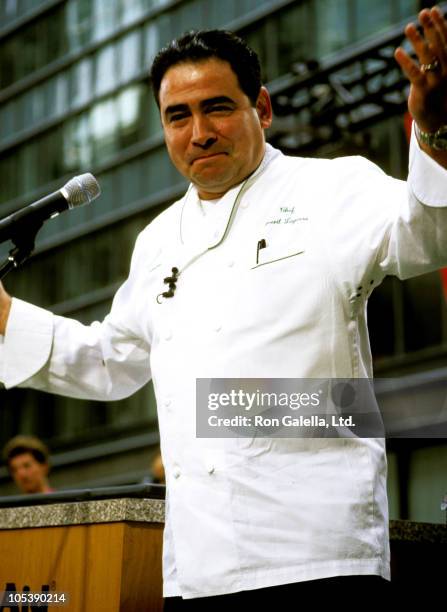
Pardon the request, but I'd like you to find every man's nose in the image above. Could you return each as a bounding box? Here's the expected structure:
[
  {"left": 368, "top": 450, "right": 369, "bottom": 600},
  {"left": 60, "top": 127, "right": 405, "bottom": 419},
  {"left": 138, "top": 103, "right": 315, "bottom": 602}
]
[{"left": 191, "top": 114, "right": 217, "bottom": 148}]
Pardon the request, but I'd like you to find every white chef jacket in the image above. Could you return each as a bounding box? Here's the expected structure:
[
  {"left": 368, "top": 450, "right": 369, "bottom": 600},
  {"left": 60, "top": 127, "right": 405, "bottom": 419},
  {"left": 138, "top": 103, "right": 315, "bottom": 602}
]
[{"left": 1, "top": 127, "right": 447, "bottom": 599}]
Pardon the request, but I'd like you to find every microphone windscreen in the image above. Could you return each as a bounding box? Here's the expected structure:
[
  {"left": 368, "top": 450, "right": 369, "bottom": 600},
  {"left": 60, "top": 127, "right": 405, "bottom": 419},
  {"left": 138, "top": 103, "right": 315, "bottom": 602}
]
[{"left": 63, "top": 173, "right": 101, "bottom": 208}]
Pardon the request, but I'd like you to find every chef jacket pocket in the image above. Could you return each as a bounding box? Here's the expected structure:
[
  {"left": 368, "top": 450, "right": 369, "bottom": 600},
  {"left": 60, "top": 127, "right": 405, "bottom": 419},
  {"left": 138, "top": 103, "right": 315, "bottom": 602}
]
[
  {"left": 250, "top": 224, "right": 307, "bottom": 269},
  {"left": 251, "top": 248, "right": 305, "bottom": 269}
]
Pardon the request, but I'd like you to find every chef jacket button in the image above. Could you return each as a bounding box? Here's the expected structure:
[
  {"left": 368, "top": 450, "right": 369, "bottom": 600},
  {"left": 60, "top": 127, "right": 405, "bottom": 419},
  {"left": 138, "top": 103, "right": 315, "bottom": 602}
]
[
  {"left": 206, "top": 464, "right": 215, "bottom": 475},
  {"left": 227, "top": 260, "right": 234, "bottom": 267},
  {"left": 214, "top": 324, "right": 222, "bottom": 332},
  {"left": 165, "top": 330, "right": 172, "bottom": 341},
  {"left": 164, "top": 399, "right": 171, "bottom": 408},
  {"left": 172, "top": 466, "right": 181, "bottom": 479}
]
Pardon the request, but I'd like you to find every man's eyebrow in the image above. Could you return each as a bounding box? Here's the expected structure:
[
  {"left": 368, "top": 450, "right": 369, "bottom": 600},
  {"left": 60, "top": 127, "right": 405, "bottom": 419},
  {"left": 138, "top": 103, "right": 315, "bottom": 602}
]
[{"left": 200, "top": 96, "right": 236, "bottom": 108}]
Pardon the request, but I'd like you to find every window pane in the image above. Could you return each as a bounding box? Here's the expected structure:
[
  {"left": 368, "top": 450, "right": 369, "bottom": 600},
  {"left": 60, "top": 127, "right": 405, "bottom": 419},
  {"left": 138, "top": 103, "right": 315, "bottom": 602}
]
[
  {"left": 140, "top": 147, "right": 176, "bottom": 194},
  {"left": 146, "top": 89, "right": 162, "bottom": 138},
  {"left": 0, "top": 101, "right": 16, "bottom": 140},
  {"left": 23, "top": 91, "right": 34, "bottom": 132},
  {"left": 398, "top": 0, "right": 418, "bottom": 19},
  {"left": 354, "top": 0, "right": 391, "bottom": 40},
  {"left": 15, "top": 95, "right": 26, "bottom": 133},
  {"left": 91, "top": 98, "right": 118, "bottom": 162},
  {"left": 20, "top": 141, "right": 39, "bottom": 195},
  {"left": 0, "top": 5, "right": 67, "bottom": 87},
  {"left": 38, "top": 128, "right": 64, "bottom": 186},
  {"left": 316, "top": 0, "right": 350, "bottom": 57},
  {"left": 3, "top": 0, "right": 18, "bottom": 21},
  {"left": 120, "top": 0, "right": 146, "bottom": 26},
  {"left": 22, "top": 17, "right": 43, "bottom": 76},
  {"left": 95, "top": 46, "right": 116, "bottom": 96},
  {"left": 93, "top": 170, "right": 115, "bottom": 216},
  {"left": 64, "top": 113, "right": 93, "bottom": 172},
  {"left": 244, "top": 28, "right": 268, "bottom": 81},
  {"left": 55, "top": 72, "right": 69, "bottom": 117},
  {"left": 92, "top": 0, "right": 118, "bottom": 42},
  {"left": 30, "top": 84, "right": 46, "bottom": 124},
  {"left": 145, "top": 22, "right": 160, "bottom": 67},
  {"left": 0, "top": 37, "right": 18, "bottom": 89},
  {"left": 207, "top": 0, "right": 237, "bottom": 27},
  {"left": 118, "top": 30, "right": 141, "bottom": 84},
  {"left": 152, "top": 0, "right": 170, "bottom": 9},
  {"left": 277, "top": 2, "right": 316, "bottom": 75},
  {"left": 67, "top": 0, "right": 93, "bottom": 50},
  {"left": 46, "top": 4, "right": 68, "bottom": 64},
  {"left": 71, "top": 57, "right": 93, "bottom": 108},
  {"left": 178, "top": 0, "right": 204, "bottom": 32},
  {"left": 45, "top": 78, "right": 58, "bottom": 120},
  {"left": 0, "top": 155, "right": 18, "bottom": 204},
  {"left": 117, "top": 84, "right": 143, "bottom": 148},
  {"left": 117, "top": 159, "right": 142, "bottom": 207},
  {"left": 154, "top": 13, "right": 173, "bottom": 50}
]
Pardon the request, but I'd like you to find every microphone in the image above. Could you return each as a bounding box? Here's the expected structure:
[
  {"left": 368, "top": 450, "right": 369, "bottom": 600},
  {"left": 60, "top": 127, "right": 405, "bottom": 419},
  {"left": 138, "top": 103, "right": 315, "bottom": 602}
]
[
  {"left": 0, "top": 173, "right": 101, "bottom": 244},
  {"left": 157, "top": 267, "right": 179, "bottom": 303}
]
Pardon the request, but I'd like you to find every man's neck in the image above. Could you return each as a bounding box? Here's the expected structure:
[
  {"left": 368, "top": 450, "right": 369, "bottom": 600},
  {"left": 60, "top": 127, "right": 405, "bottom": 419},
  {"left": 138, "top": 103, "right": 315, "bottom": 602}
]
[{"left": 197, "top": 145, "right": 267, "bottom": 200}]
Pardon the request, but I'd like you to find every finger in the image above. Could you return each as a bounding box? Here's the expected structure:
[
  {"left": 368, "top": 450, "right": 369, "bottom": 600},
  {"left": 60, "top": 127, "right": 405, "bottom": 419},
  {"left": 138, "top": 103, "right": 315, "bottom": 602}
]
[
  {"left": 394, "top": 47, "right": 426, "bottom": 85},
  {"left": 419, "top": 8, "right": 447, "bottom": 66},
  {"left": 431, "top": 7, "right": 447, "bottom": 46},
  {"left": 405, "top": 22, "right": 433, "bottom": 64}
]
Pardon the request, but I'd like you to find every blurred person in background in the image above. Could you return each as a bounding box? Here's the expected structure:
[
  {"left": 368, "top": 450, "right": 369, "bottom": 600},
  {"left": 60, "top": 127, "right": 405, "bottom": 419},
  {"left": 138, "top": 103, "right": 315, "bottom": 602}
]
[
  {"left": 151, "top": 450, "right": 165, "bottom": 484},
  {"left": 141, "top": 449, "right": 166, "bottom": 485},
  {"left": 3, "top": 434, "right": 54, "bottom": 495},
  {"left": 141, "top": 447, "right": 166, "bottom": 485}
]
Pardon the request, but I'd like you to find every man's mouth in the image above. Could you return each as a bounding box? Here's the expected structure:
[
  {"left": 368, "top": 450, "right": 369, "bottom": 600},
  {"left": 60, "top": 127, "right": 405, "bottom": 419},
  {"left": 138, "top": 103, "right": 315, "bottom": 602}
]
[{"left": 191, "top": 152, "right": 227, "bottom": 164}]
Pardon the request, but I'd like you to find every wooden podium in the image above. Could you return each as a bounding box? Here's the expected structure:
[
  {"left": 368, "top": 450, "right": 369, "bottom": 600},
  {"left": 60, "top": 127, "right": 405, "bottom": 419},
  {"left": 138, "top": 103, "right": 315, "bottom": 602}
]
[
  {"left": 1, "top": 488, "right": 446, "bottom": 609},
  {"left": 0, "top": 493, "right": 164, "bottom": 612}
]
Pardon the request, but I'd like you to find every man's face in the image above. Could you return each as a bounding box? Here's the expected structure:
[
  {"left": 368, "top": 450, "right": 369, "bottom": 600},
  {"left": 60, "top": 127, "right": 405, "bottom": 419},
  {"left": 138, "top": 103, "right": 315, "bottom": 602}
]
[
  {"left": 159, "top": 57, "right": 272, "bottom": 199},
  {"left": 9, "top": 452, "right": 48, "bottom": 494}
]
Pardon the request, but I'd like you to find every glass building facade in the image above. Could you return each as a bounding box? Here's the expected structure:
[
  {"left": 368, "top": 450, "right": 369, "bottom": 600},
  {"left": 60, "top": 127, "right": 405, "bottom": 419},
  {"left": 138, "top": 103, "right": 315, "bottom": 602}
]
[{"left": 0, "top": 0, "right": 446, "bottom": 522}]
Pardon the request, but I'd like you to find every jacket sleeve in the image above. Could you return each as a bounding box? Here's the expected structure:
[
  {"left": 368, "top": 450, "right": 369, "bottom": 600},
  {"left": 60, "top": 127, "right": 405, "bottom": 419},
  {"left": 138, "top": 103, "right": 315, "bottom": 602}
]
[
  {"left": 380, "top": 123, "right": 447, "bottom": 279},
  {"left": 0, "top": 230, "right": 152, "bottom": 400},
  {"left": 323, "top": 124, "right": 447, "bottom": 294}
]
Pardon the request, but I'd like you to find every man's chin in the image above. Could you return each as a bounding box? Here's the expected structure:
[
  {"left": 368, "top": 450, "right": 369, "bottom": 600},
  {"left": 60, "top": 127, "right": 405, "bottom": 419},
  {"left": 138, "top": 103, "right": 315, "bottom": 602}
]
[
  {"left": 191, "top": 171, "right": 235, "bottom": 193},
  {"left": 20, "top": 484, "right": 36, "bottom": 493}
]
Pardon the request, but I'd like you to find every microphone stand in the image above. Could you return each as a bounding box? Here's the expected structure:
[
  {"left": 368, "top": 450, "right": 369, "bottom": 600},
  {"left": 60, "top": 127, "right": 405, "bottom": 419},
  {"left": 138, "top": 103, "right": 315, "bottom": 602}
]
[{"left": 0, "top": 221, "right": 43, "bottom": 281}]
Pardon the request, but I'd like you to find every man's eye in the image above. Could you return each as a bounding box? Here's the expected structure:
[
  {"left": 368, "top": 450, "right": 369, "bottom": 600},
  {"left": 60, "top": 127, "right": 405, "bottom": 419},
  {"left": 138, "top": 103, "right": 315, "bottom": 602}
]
[
  {"left": 170, "top": 113, "right": 189, "bottom": 122},
  {"left": 208, "top": 105, "right": 232, "bottom": 113}
]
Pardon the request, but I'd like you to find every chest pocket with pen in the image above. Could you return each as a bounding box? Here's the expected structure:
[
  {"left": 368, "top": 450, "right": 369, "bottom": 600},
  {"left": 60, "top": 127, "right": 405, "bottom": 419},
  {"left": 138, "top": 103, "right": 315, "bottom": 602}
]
[{"left": 250, "top": 223, "right": 308, "bottom": 270}]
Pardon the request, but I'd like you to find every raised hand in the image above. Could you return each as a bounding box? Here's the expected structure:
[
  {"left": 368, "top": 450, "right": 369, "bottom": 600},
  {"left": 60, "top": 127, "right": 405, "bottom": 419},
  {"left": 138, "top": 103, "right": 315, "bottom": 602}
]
[{"left": 395, "top": 6, "right": 447, "bottom": 153}]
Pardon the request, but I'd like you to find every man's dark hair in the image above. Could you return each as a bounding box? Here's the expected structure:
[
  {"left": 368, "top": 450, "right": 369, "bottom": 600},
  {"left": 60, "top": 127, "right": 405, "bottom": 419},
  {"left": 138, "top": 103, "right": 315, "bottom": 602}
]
[
  {"left": 150, "top": 29, "right": 262, "bottom": 108},
  {"left": 3, "top": 435, "right": 50, "bottom": 468}
]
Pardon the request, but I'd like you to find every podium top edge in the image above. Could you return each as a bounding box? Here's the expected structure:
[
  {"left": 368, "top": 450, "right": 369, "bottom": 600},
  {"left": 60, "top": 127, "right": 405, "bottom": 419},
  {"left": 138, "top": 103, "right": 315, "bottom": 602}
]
[{"left": 0, "top": 483, "right": 166, "bottom": 509}]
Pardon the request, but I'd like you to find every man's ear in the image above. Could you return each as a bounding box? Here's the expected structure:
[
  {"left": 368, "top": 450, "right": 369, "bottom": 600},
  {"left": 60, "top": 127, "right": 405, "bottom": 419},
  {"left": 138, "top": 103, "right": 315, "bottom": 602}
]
[{"left": 255, "top": 86, "right": 273, "bottom": 129}]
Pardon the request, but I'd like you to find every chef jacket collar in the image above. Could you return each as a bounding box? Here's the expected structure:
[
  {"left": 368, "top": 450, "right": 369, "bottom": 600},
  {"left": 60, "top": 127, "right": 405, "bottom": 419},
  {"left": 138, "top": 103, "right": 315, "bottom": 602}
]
[{"left": 179, "top": 143, "right": 282, "bottom": 249}]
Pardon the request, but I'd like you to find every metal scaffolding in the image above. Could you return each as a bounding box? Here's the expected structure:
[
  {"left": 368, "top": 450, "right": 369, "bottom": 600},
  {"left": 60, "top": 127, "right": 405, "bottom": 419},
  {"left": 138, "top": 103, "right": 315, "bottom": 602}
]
[{"left": 267, "top": 18, "right": 424, "bottom": 154}]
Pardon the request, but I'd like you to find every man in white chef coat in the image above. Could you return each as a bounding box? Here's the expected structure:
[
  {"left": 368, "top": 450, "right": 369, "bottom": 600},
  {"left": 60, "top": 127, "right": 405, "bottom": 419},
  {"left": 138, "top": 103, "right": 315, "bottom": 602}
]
[{"left": 1, "top": 7, "right": 447, "bottom": 609}]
